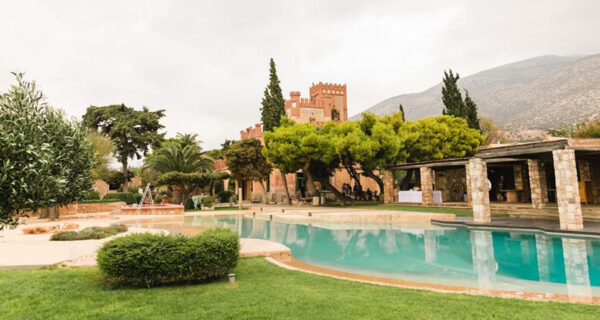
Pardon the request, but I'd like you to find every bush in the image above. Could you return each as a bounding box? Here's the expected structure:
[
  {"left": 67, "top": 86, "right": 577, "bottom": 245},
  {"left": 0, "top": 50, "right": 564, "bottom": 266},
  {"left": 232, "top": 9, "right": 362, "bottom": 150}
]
[
  {"left": 130, "top": 192, "right": 143, "bottom": 205},
  {"left": 81, "top": 199, "right": 123, "bottom": 204},
  {"left": 154, "top": 195, "right": 162, "bottom": 204},
  {"left": 50, "top": 224, "right": 128, "bottom": 241},
  {"left": 85, "top": 191, "right": 100, "bottom": 200},
  {"left": 216, "top": 190, "right": 234, "bottom": 203},
  {"left": 97, "top": 228, "right": 240, "bottom": 287},
  {"left": 104, "top": 192, "right": 136, "bottom": 205},
  {"left": 201, "top": 196, "right": 213, "bottom": 208}
]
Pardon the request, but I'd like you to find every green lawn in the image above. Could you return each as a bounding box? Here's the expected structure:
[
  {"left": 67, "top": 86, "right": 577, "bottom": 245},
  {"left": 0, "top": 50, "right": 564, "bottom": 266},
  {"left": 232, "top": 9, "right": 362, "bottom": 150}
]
[
  {"left": 322, "top": 203, "right": 509, "bottom": 217},
  {"left": 0, "top": 258, "right": 596, "bottom": 319}
]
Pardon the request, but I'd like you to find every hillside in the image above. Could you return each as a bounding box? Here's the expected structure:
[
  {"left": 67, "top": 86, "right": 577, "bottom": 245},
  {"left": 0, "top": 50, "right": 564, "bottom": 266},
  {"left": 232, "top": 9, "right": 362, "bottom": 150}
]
[{"left": 355, "top": 54, "right": 600, "bottom": 130}]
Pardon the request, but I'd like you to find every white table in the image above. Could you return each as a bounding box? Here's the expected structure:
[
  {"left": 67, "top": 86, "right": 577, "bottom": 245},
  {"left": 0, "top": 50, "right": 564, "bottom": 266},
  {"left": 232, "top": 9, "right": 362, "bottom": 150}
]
[{"left": 398, "top": 190, "right": 443, "bottom": 203}]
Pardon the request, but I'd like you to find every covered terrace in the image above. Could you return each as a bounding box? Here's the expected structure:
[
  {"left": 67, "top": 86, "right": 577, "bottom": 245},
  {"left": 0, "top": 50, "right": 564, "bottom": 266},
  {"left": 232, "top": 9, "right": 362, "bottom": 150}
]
[{"left": 382, "top": 139, "right": 600, "bottom": 231}]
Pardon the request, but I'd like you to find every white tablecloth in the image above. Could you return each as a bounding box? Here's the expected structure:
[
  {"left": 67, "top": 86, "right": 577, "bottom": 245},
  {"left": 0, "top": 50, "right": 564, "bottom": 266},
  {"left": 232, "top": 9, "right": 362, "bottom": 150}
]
[{"left": 398, "top": 190, "right": 442, "bottom": 203}]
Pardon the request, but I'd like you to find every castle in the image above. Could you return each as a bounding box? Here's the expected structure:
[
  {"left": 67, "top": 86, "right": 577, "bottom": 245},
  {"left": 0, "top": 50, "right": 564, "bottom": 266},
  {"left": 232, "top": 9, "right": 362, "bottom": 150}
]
[{"left": 241, "top": 82, "right": 347, "bottom": 139}]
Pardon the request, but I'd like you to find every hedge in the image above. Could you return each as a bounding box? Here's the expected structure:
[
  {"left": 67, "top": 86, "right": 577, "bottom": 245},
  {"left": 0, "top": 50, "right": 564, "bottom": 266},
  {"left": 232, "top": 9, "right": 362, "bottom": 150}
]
[
  {"left": 81, "top": 199, "right": 123, "bottom": 204},
  {"left": 103, "top": 192, "right": 142, "bottom": 205},
  {"left": 84, "top": 191, "right": 100, "bottom": 200},
  {"left": 97, "top": 228, "right": 240, "bottom": 287},
  {"left": 51, "top": 224, "right": 128, "bottom": 241}
]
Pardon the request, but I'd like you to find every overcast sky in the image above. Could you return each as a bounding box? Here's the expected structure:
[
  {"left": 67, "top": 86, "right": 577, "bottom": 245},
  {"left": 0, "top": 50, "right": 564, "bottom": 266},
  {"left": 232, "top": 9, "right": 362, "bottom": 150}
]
[{"left": 1, "top": 0, "right": 599, "bottom": 150}]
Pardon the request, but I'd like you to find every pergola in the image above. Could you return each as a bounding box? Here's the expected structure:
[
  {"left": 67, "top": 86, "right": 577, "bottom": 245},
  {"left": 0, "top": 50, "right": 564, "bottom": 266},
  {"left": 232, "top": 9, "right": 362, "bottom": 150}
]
[{"left": 383, "top": 139, "right": 600, "bottom": 231}]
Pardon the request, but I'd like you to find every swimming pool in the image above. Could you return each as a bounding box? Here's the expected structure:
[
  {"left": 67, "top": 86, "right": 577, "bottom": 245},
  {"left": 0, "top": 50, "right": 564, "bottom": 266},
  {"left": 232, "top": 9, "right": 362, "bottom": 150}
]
[{"left": 143, "top": 215, "right": 600, "bottom": 299}]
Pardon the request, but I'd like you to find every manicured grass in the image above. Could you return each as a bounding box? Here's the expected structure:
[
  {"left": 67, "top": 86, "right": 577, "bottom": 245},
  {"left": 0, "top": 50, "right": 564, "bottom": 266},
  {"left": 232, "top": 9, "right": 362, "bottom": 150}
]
[
  {"left": 322, "top": 203, "right": 509, "bottom": 217},
  {"left": 0, "top": 258, "right": 597, "bottom": 319}
]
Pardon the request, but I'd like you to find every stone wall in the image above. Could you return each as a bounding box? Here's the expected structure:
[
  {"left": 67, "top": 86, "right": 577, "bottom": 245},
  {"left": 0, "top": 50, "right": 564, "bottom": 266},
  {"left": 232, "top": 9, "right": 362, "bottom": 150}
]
[
  {"left": 58, "top": 201, "right": 126, "bottom": 215},
  {"left": 383, "top": 170, "right": 394, "bottom": 204},
  {"left": 434, "top": 167, "right": 467, "bottom": 202},
  {"left": 591, "top": 161, "right": 600, "bottom": 204}
]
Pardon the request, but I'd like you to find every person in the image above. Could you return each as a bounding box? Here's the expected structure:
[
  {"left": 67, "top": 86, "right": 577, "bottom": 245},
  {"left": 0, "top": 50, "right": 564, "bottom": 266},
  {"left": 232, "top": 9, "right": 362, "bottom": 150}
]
[
  {"left": 366, "top": 188, "right": 373, "bottom": 201},
  {"left": 497, "top": 175, "right": 506, "bottom": 201},
  {"left": 372, "top": 190, "right": 379, "bottom": 201}
]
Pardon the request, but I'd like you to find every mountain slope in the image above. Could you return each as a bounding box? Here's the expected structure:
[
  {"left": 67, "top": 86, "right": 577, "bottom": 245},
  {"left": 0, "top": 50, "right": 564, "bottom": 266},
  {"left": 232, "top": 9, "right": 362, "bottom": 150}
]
[{"left": 355, "top": 54, "right": 600, "bottom": 130}]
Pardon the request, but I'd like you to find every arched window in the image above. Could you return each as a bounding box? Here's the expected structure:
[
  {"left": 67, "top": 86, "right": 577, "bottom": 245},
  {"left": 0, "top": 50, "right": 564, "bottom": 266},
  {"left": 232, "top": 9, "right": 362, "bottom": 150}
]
[{"left": 331, "top": 109, "right": 339, "bottom": 121}]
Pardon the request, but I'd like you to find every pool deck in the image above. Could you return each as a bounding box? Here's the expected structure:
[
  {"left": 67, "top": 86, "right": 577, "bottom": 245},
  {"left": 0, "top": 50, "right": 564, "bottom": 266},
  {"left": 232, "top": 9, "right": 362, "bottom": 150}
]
[
  {"left": 0, "top": 213, "right": 290, "bottom": 269},
  {"left": 432, "top": 217, "right": 600, "bottom": 236}
]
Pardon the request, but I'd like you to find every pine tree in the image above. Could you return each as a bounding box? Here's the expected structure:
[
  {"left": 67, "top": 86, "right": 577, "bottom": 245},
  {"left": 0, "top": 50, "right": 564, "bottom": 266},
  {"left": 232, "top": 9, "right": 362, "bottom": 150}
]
[
  {"left": 260, "top": 58, "right": 286, "bottom": 132},
  {"left": 441, "top": 70, "right": 466, "bottom": 118},
  {"left": 464, "top": 90, "right": 481, "bottom": 131},
  {"left": 398, "top": 103, "right": 406, "bottom": 121}
]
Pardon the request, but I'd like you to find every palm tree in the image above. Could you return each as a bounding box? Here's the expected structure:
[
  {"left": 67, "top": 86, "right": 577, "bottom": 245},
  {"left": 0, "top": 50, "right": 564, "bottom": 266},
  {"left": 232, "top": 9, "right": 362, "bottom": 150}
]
[{"left": 145, "top": 133, "right": 214, "bottom": 204}]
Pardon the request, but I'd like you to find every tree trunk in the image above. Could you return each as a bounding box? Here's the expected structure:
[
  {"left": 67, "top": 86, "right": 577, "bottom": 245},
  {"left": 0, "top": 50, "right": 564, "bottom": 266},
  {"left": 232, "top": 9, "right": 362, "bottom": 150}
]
[
  {"left": 281, "top": 171, "right": 291, "bottom": 204},
  {"left": 121, "top": 160, "right": 129, "bottom": 193},
  {"left": 172, "top": 185, "right": 183, "bottom": 204},
  {"left": 48, "top": 206, "right": 59, "bottom": 220},
  {"left": 362, "top": 170, "right": 384, "bottom": 197},
  {"left": 400, "top": 169, "right": 413, "bottom": 190},
  {"left": 258, "top": 180, "right": 268, "bottom": 204},
  {"left": 302, "top": 163, "right": 318, "bottom": 196}
]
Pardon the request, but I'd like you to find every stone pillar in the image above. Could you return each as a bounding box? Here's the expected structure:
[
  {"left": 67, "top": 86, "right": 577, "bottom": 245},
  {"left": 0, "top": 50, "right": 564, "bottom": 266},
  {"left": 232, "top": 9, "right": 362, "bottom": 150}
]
[
  {"left": 591, "top": 162, "right": 600, "bottom": 204},
  {"left": 420, "top": 167, "right": 433, "bottom": 205},
  {"left": 383, "top": 169, "right": 395, "bottom": 204},
  {"left": 562, "top": 238, "right": 592, "bottom": 302},
  {"left": 553, "top": 149, "right": 583, "bottom": 230},
  {"left": 465, "top": 164, "right": 472, "bottom": 204},
  {"left": 527, "top": 159, "right": 548, "bottom": 209},
  {"left": 470, "top": 230, "right": 496, "bottom": 289},
  {"left": 514, "top": 164, "right": 524, "bottom": 191},
  {"left": 468, "top": 158, "right": 491, "bottom": 223}
]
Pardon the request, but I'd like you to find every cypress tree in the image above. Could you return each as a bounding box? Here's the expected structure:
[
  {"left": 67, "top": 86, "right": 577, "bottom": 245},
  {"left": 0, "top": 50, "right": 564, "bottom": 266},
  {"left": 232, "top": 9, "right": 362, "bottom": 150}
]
[
  {"left": 260, "top": 58, "right": 286, "bottom": 132},
  {"left": 398, "top": 103, "right": 406, "bottom": 121},
  {"left": 441, "top": 70, "right": 466, "bottom": 118},
  {"left": 464, "top": 90, "right": 481, "bottom": 131}
]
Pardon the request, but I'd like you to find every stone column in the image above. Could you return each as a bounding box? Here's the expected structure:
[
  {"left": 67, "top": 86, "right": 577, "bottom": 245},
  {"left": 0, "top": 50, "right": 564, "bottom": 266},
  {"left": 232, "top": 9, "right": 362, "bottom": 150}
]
[
  {"left": 468, "top": 158, "right": 491, "bottom": 223},
  {"left": 514, "top": 164, "right": 524, "bottom": 191},
  {"left": 382, "top": 169, "right": 395, "bottom": 204},
  {"left": 465, "top": 164, "right": 472, "bottom": 204},
  {"left": 223, "top": 178, "right": 230, "bottom": 191},
  {"left": 591, "top": 162, "right": 600, "bottom": 204},
  {"left": 420, "top": 167, "right": 433, "bottom": 205},
  {"left": 562, "top": 238, "right": 592, "bottom": 302},
  {"left": 527, "top": 159, "right": 548, "bottom": 209},
  {"left": 553, "top": 149, "right": 583, "bottom": 230}
]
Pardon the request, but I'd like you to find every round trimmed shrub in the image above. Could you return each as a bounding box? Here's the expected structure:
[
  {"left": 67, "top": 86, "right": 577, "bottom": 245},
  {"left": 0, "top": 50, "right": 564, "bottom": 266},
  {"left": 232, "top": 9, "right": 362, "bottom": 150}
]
[
  {"left": 217, "top": 190, "right": 234, "bottom": 203},
  {"left": 97, "top": 228, "right": 240, "bottom": 287},
  {"left": 201, "top": 196, "right": 213, "bottom": 208}
]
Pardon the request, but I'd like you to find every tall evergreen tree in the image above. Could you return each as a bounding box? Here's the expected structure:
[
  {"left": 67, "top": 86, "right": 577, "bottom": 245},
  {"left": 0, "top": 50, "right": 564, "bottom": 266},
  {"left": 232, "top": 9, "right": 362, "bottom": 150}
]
[
  {"left": 441, "top": 70, "right": 466, "bottom": 118},
  {"left": 398, "top": 103, "right": 406, "bottom": 121},
  {"left": 464, "top": 90, "right": 481, "bottom": 131},
  {"left": 260, "top": 58, "right": 285, "bottom": 132}
]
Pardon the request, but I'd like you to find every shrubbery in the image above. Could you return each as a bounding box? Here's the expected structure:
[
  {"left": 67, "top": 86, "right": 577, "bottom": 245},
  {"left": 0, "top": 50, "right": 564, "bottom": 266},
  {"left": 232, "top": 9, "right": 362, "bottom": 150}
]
[
  {"left": 103, "top": 192, "right": 137, "bottom": 205},
  {"left": 80, "top": 199, "right": 123, "bottom": 204},
  {"left": 97, "top": 228, "right": 240, "bottom": 287},
  {"left": 84, "top": 191, "right": 100, "bottom": 200},
  {"left": 201, "top": 196, "right": 214, "bottom": 208},
  {"left": 217, "top": 190, "right": 234, "bottom": 203},
  {"left": 50, "top": 224, "right": 128, "bottom": 241}
]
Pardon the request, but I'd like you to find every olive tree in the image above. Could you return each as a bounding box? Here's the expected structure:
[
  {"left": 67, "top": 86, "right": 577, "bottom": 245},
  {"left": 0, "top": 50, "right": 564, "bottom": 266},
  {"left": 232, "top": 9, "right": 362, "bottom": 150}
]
[{"left": 0, "top": 73, "right": 94, "bottom": 227}]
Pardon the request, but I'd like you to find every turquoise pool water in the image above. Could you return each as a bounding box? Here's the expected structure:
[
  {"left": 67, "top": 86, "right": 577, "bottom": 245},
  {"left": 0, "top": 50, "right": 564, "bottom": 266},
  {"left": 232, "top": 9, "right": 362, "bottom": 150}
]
[{"left": 154, "top": 215, "right": 600, "bottom": 297}]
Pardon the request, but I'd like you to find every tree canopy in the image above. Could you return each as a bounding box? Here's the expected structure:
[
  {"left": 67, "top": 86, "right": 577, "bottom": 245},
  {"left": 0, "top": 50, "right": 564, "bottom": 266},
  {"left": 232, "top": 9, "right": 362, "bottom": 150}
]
[
  {"left": 225, "top": 139, "right": 272, "bottom": 203},
  {"left": 1, "top": 73, "right": 94, "bottom": 228},
  {"left": 441, "top": 70, "right": 481, "bottom": 131},
  {"left": 82, "top": 104, "right": 165, "bottom": 192},
  {"left": 260, "top": 58, "right": 286, "bottom": 132}
]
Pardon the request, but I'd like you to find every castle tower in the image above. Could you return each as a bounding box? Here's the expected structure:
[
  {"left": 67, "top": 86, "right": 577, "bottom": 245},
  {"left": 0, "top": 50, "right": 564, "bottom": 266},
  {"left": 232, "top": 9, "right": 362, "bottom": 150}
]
[{"left": 283, "top": 82, "right": 347, "bottom": 124}]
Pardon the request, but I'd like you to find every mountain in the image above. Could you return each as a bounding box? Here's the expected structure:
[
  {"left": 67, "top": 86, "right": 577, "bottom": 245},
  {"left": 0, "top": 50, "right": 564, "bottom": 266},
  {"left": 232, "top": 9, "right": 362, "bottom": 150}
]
[{"left": 354, "top": 54, "right": 600, "bottom": 130}]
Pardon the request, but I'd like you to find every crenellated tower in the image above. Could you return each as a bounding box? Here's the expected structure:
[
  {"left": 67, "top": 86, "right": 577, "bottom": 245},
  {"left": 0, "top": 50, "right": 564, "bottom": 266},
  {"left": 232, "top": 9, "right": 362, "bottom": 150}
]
[{"left": 284, "top": 82, "right": 347, "bottom": 124}]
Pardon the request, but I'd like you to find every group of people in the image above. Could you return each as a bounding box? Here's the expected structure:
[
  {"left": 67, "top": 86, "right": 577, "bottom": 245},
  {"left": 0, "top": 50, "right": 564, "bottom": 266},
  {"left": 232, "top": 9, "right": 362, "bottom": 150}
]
[{"left": 341, "top": 183, "right": 378, "bottom": 201}]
